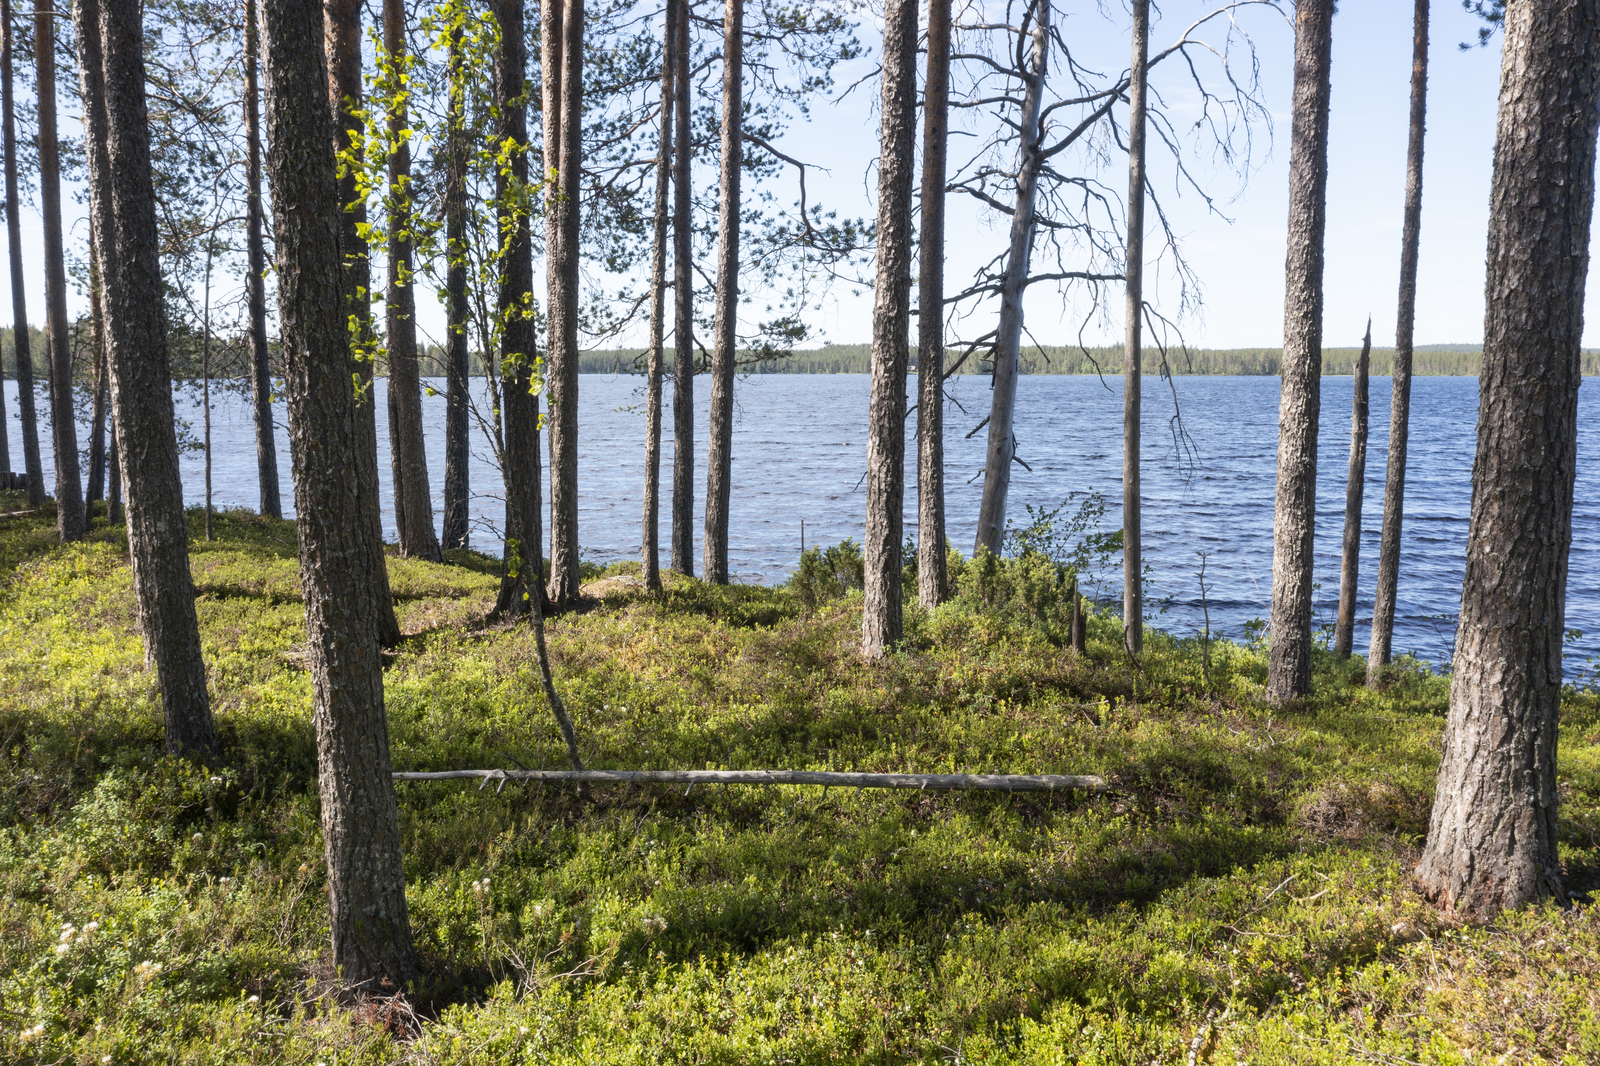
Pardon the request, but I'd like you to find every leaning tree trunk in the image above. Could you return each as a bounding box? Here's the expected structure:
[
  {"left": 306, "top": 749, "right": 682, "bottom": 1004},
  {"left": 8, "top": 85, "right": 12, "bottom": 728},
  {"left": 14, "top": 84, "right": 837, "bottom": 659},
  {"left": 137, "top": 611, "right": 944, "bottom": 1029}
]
[
  {"left": 1368, "top": 0, "right": 1429, "bottom": 684},
  {"left": 77, "top": 0, "right": 216, "bottom": 754},
  {"left": 244, "top": 0, "right": 281, "bottom": 520},
  {"left": 642, "top": 0, "right": 676, "bottom": 592},
  {"left": 1415, "top": 0, "right": 1599, "bottom": 920},
  {"left": 861, "top": 0, "right": 917, "bottom": 657},
  {"left": 915, "top": 0, "right": 951, "bottom": 610},
  {"left": 1266, "top": 0, "right": 1334, "bottom": 703},
  {"left": 544, "top": 0, "right": 584, "bottom": 607},
  {"left": 973, "top": 0, "right": 1049, "bottom": 556},
  {"left": 382, "top": 0, "right": 440, "bottom": 563},
  {"left": 260, "top": 0, "right": 418, "bottom": 986},
  {"left": 2, "top": 0, "right": 40, "bottom": 506},
  {"left": 669, "top": 0, "right": 695, "bottom": 575},
  {"left": 85, "top": 245, "right": 107, "bottom": 506},
  {"left": 36, "top": 0, "right": 85, "bottom": 542},
  {"left": 1122, "top": 0, "right": 1149, "bottom": 656},
  {"left": 441, "top": 24, "right": 470, "bottom": 551},
  {"left": 325, "top": 0, "right": 401, "bottom": 647},
  {"left": 702, "top": 0, "right": 743, "bottom": 585},
  {"left": 1333, "top": 317, "right": 1371, "bottom": 659}
]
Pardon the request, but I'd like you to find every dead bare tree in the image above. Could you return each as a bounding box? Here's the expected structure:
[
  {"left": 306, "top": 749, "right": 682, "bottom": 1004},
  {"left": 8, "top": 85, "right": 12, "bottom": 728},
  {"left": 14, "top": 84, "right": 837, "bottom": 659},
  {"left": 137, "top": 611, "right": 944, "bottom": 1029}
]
[{"left": 1334, "top": 317, "right": 1371, "bottom": 659}]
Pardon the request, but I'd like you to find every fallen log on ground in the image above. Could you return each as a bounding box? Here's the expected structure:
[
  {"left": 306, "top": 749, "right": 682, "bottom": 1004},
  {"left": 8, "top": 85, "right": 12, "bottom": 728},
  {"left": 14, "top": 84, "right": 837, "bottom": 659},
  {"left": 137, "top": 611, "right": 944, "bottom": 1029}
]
[{"left": 393, "top": 768, "right": 1106, "bottom": 792}]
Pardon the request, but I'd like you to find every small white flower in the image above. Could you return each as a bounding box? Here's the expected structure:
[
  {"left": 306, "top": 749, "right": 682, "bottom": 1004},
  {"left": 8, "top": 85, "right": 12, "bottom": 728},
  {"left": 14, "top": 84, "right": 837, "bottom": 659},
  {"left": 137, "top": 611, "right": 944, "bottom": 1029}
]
[
  {"left": 54, "top": 943, "right": 70, "bottom": 955},
  {"left": 103, "top": 1056, "right": 112, "bottom": 1064},
  {"left": 191, "top": 833, "right": 203, "bottom": 844},
  {"left": 247, "top": 995, "right": 260, "bottom": 1005},
  {"left": 519, "top": 1026, "right": 529, "bottom": 1036},
  {"left": 83, "top": 921, "right": 99, "bottom": 934},
  {"left": 209, "top": 776, "right": 222, "bottom": 785}
]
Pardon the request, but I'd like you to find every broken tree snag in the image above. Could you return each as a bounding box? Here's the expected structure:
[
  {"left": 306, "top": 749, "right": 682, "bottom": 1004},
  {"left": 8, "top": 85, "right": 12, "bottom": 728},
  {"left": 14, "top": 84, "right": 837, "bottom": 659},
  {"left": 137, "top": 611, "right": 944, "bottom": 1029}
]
[{"left": 394, "top": 768, "right": 1106, "bottom": 792}]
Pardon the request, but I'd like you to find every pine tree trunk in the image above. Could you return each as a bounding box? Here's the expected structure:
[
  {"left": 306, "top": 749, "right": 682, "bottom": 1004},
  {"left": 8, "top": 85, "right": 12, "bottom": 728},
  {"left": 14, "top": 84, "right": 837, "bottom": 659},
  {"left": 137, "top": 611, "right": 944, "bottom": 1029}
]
[
  {"left": 106, "top": 427, "right": 120, "bottom": 522},
  {"left": 1122, "top": 0, "right": 1149, "bottom": 657},
  {"left": 702, "top": 0, "right": 742, "bottom": 585},
  {"left": 861, "top": 0, "right": 917, "bottom": 657},
  {"left": 1266, "top": 0, "right": 1334, "bottom": 703},
  {"left": 642, "top": 0, "right": 676, "bottom": 592},
  {"left": 441, "top": 25, "right": 470, "bottom": 552},
  {"left": 1334, "top": 318, "right": 1371, "bottom": 659},
  {"left": 382, "top": 0, "right": 440, "bottom": 563},
  {"left": 259, "top": 0, "right": 417, "bottom": 985},
  {"left": 915, "top": 0, "right": 951, "bottom": 611},
  {"left": 669, "top": 0, "right": 695, "bottom": 575},
  {"left": 1368, "top": 0, "right": 1429, "bottom": 684},
  {"left": 85, "top": 245, "right": 107, "bottom": 505},
  {"left": 544, "top": 0, "right": 584, "bottom": 607},
  {"left": 77, "top": 0, "right": 216, "bottom": 754},
  {"left": 244, "top": 0, "right": 281, "bottom": 521},
  {"left": 973, "top": 0, "right": 1049, "bottom": 557},
  {"left": 36, "top": 0, "right": 85, "bottom": 542},
  {"left": 325, "top": 0, "right": 401, "bottom": 647},
  {"left": 2, "top": 0, "right": 40, "bottom": 506},
  {"left": 1415, "top": 0, "right": 1599, "bottom": 920}
]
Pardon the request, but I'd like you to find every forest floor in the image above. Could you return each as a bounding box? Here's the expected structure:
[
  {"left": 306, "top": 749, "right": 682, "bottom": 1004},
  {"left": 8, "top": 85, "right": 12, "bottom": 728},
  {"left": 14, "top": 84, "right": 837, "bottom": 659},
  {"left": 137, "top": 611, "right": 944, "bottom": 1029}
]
[{"left": 1, "top": 488, "right": 1599, "bottom": 1064}]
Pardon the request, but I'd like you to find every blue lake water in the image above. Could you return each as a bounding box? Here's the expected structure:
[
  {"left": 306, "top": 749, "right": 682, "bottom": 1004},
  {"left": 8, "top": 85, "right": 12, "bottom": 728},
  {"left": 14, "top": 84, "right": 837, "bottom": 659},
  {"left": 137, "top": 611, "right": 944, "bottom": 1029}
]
[{"left": 5, "top": 372, "right": 1596, "bottom": 675}]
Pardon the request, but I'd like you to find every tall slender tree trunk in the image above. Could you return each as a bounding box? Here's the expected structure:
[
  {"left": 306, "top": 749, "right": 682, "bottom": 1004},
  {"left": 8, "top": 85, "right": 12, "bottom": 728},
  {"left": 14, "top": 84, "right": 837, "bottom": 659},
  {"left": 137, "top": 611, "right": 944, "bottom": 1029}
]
[
  {"left": 1416, "top": 0, "right": 1599, "bottom": 919},
  {"left": 915, "top": 0, "right": 951, "bottom": 610},
  {"left": 669, "top": 0, "right": 695, "bottom": 575},
  {"left": 1122, "top": 0, "right": 1149, "bottom": 656},
  {"left": 202, "top": 248, "right": 214, "bottom": 541},
  {"left": 2, "top": 0, "right": 40, "bottom": 506},
  {"left": 325, "top": 0, "right": 401, "bottom": 647},
  {"left": 973, "top": 0, "right": 1049, "bottom": 556},
  {"left": 642, "top": 0, "right": 676, "bottom": 592},
  {"left": 77, "top": 0, "right": 215, "bottom": 754},
  {"left": 85, "top": 245, "right": 107, "bottom": 505},
  {"left": 1266, "top": 0, "right": 1334, "bottom": 703},
  {"left": 36, "top": 0, "right": 84, "bottom": 541},
  {"left": 106, "top": 426, "right": 120, "bottom": 522},
  {"left": 702, "top": 0, "right": 742, "bottom": 585},
  {"left": 441, "top": 25, "right": 470, "bottom": 552},
  {"left": 1368, "top": 0, "right": 1429, "bottom": 684},
  {"left": 382, "top": 0, "right": 440, "bottom": 562},
  {"left": 1333, "top": 317, "right": 1371, "bottom": 659},
  {"left": 244, "top": 0, "right": 281, "bottom": 520},
  {"left": 543, "top": 0, "right": 584, "bottom": 607},
  {"left": 259, "top": 0, "right": 417, "bottom": 985},
  {"left": 861, "top": 0, "right": 917, "bottom": 656}
]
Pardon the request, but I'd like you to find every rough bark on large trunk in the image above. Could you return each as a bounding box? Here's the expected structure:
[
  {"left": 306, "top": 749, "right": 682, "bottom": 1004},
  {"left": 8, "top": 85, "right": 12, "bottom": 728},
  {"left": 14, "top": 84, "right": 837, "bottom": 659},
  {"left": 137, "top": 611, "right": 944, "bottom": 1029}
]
[
  {"left": 37, "top": 0, "right": 85, "bottom": 542},
  {"left": 1333, "top": 318, "right": 1371, "bottom": 659},
  {"left": 544, "top": 0, "right": 584, "bottom": 607},
  {"left": 245, "top": 0, "right": 281, "bottom": 520},
  {"left": 702, "top": 0, "right": 742, "bottom": 585},
  {"left": 973, "top": 0, "right": 1049, "bottom": 556},
  {"left": 915, "top": 0, "right": 951, "bottom": 611},
  {"left": 642, "top": 0, "right": 675, "bottom": 592},
  {"left": 2, "top": 0, "right": 40, "bottom": 506},
  {"left": 1368, "top": 0, "right": 1429, "bottom": 684},
  {"left": 325, "top": 0, "right": 401, "bottom": 648},
  {"left": 260, "top": 0, "right": 417, "bottom": 986},
  {"left": 1122, "top": 0, "right": 1148, "bottom": 656},
  {"left": 861, "top": 0, "right": 917, "bottom": 656},
  {"left": 1266, "top": 0, "right": 1333, "bottom": 703},
  {"left": 441, "top": 25, "right": 470, "bottom": 552},
  {"left": 78, "top": 0, "right": 215, "bottom": 754},
  {"left": 1415, "top": 0, "right": 1598, "bottom": 920},
  {"left": 669, "top": 0, "right": 695, "bottom": 575}
]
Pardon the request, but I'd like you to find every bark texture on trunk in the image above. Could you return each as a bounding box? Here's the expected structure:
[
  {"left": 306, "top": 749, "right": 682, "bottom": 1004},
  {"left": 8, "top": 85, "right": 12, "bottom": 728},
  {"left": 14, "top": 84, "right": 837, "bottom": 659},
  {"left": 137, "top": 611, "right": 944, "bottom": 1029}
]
[
  {"left": 1415, "top": 0, "right": 1599, "bottom": 920},
  {"left": 382, "top": 0, "right": 440, "bottom": 562},
  {"left": 325, "top": 0, "right": 401, "bottom": 647},
  {"left": 702, "top": 0, "right": 742, "bottom": 585},
  {"left": 441, "top": 26, "right": 470, "bottom": 552},
  {"left": 861, "top": 0, "right": 917, "bottom": 656},
  {"left": 86, "top": 246, "right": 107, "bottom": 505},
  {"left": 107, "top": 427, "right": 120, "bottom": 522},
  {"left": 261, "top": 0, "right": 417, "bottom": 986},
  {"left": 1122, "top": 0, "right": 1148, "bottom": 657},
  {"left": 37, "top": 0, "right": 85, "bottom": 541},
  {"left": 79, "top": 0, "right": 215, "bottom": 754},
  {"left": 544, "top": 0, "right": 584, "bottom": 607},
  {"left": 669, "top": 0, "right": 695, "bottom": 575},
  {"left": 2, "top": 0, "right": 40, "bottom": 505},
  {"left": 973, "top": 0, "right": 1049, "bottom": 556},
  {"left": 915, "top": 0, "right": 951, "bottom": 611},
  {"left": 642, "top": 0, "right": 676, "bottom": 592},
  {"left": 1368, "top": 0, "right": 1430, "bottom": 683},
  {"left": 1266, "top": 0, "right": 1333, "bottom": 703},
  {"left": 1333, "top": 318, "right": 1371, "bottom": 659},
  {"left": 245, "top": 0, "right": 281, "bottom": 520}
]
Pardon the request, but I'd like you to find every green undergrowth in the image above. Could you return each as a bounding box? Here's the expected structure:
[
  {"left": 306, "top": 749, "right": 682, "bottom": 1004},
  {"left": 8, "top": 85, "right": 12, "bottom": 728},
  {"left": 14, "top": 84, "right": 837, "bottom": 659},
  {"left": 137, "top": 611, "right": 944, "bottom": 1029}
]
[{"left": 2, "top": 492, "right": 1599, "bottom": 1063}]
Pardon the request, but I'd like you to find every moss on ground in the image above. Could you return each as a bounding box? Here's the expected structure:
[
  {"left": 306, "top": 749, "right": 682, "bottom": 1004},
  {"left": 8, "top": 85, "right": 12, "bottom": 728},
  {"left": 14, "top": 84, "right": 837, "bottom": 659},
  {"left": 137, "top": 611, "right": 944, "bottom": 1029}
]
[{"left": 1, "top": 488, "right": 1598, "bottom": 1064}]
